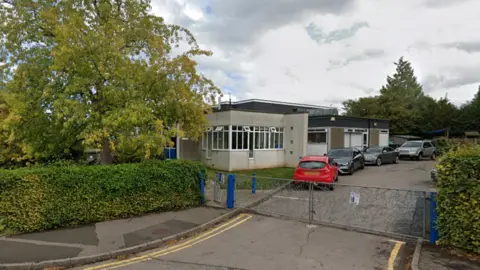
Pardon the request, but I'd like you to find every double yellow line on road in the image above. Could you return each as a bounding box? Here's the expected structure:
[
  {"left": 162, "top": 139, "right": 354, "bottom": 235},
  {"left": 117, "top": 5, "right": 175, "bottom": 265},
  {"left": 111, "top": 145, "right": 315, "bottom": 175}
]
[{"left": 84, "top": 214, "right": 253, "bottom": 270}]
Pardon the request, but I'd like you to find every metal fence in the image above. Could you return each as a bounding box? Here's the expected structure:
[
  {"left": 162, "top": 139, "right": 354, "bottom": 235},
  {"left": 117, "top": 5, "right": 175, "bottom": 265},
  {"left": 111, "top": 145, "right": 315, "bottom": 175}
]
[
  {"left": 203, "top": 173, "right": 428, "bottom": 239},
  {"left": 244, "top": 177, "right": 427, "bottom": 239}
]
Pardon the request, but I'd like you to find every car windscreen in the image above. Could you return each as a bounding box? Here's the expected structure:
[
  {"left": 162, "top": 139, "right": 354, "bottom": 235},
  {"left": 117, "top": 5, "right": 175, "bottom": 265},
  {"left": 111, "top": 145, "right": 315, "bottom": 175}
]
[
  {"left": 299, "top": 161, "right": 326, "bottom": 169},
  {"left": 327, "top": 149, "right": 352, "bottom": 158},
  {"left": 365, "top": 147, "right": 382, "bottom": 153},
  {"left": 402, "top": 141, "right": 422, "bottom": 147}
]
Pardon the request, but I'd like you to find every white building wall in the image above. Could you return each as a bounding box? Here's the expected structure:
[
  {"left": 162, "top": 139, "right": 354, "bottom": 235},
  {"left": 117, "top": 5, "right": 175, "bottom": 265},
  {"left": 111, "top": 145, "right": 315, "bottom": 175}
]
[
  {"left": 284, "top": 114, "right": 308, "bottom": 167},
  {"left": 202, "top": 110, "right": 296, "bottom": 171}
]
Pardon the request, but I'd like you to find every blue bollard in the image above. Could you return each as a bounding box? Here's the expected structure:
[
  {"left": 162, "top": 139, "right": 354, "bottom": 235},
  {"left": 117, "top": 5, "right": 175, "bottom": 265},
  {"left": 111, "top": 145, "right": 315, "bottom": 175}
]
[
  {"left": 227, "top": 174, "right": 235, "bottom": 208},
  {"left": 430, "top": 192, "right": 439, "bottom": 244},
  {"left": 252, "top": 173, "right": 257, "bottom": 194},
  {"left": 200, "top": 170, "right": 205, "bottom": 204}
]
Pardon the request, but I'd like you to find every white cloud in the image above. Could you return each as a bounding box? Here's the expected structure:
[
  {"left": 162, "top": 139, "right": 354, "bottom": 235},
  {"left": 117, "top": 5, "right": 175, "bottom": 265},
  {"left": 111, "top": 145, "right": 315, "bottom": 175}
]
[{"left": 152, "top": 0, "right": 480, "bottom": 108}]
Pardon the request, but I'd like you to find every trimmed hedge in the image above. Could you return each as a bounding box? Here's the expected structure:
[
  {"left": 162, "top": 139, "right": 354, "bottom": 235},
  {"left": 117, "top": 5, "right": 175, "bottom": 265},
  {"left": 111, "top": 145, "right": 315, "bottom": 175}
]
[
  {"left": 0, "top": 160, "right": 204, "bottom": 234},
  {"left": 436, "top": 145, "right": 480, "bottom": 253}
]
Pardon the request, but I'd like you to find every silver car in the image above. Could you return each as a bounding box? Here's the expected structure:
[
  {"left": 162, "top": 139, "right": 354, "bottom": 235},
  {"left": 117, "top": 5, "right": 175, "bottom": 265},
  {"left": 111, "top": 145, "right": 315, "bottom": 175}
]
[
  {"left": 363, "top": 146, "right": 399, "bottom": 166},
  {"left": 395, "top": 140, "right": 436, "bottom": 160}
]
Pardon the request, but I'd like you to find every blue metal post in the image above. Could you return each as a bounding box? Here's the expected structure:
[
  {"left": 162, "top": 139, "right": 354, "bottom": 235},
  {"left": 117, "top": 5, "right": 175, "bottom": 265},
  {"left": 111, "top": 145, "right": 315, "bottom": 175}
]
[
  {"left": 200, "top": 170, "right": 205, "bottom": 204},
  {"left": 430, "top": 192, "right": 439, "bottom": 244},
  {"left": 252, "top": 173, "right": 257, "bottom": 194},
  {"left": 227, "top": 174, "right": 235, "bottom": 208}
]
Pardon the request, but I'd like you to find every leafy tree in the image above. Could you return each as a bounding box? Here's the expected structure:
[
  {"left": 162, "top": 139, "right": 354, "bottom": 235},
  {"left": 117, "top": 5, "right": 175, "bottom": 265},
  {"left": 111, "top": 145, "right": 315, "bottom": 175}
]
[
  {"left": 456, "top": 87, "right": 480, "bottom": 133},
  {"left": 376, "top": 57, "right": 424, "bottom": 134},
  {"left": 342, "top": 96, "right": 382, "bottom": 118},
  {"left": 0, "top": 0, "right": 219, "bottom": 164}
]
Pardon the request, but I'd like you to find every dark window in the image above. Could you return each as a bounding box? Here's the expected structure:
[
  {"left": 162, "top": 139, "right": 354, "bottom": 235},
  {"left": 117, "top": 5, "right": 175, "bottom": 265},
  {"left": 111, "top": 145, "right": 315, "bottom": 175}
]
[
  {"left": 308, "top": 132, "right": 327, "bottom": 143},
  {"left": 299, "top": 161, "right": 326, "bottom": 169}
]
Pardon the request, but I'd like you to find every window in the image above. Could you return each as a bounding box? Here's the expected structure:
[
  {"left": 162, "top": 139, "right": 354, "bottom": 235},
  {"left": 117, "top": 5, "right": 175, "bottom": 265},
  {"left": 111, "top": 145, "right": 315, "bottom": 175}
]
[
  {"left": 299, "top": 161, "right": 326, "bottom": 169},
  {"left": 209, "top": 126, "right": 229, "bottom": 150},
  {"left": 308, "top": 132, "right": 327, "bottom": 144},
  {"left": 232, "top": 125, "right": 249, "bottom": 150},
  {"left": 202, "top": 127, "right": 212, "bottom": 149},
  {"left": 253, "top": 126, "right": 284, "bottom": 149},
  {"left": 423, "top": 142, "right": 432, "bottom": 148}
]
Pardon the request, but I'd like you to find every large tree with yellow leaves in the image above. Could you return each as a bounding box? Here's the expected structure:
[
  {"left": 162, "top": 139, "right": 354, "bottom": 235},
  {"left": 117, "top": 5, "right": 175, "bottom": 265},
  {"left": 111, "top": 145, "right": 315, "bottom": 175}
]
[{"left": 0, "top": 0, "right": 218, "bottom": 164}]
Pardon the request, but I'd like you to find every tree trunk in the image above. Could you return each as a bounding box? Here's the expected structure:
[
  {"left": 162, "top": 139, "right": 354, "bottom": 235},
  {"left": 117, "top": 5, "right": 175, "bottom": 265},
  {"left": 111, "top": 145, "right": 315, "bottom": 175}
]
[{"left": 100, "top": 138, "right": 113, "bottom": 165}]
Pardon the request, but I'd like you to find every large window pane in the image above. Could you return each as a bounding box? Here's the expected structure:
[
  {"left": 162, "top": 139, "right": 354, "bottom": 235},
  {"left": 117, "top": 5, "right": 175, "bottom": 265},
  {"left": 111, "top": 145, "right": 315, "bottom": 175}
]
[
  {"left": 223, "top": 132, "right": 228, "bottom": 149},
  {"left": 243, "top": 131, "right": 248, "bottom": 150},
  {"left": 255, "top": 131, "right": 260, "bottom": 149},
  {"left": 279, "top": 133, "right": 284, "bottom": 148},
  {"left": 270, "top": 131, "right": 274, "bottom": 148},
  {"left": 232, "top": 132, "right": 238, "bottom": 149},
  {"left": 213, "top": 132, "right": 218, "bottom": 149},
  {"left": 249, "top": 131, "right": 254, "bottom": 157}
]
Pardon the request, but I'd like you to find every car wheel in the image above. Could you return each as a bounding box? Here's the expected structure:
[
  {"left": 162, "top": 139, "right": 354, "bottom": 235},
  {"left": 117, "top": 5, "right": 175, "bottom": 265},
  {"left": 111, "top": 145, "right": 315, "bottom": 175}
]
[
  {"left": 431, "top": 152, "right": 436, "bottom": 160},
  {"left": 376, "top": 158, "right": 382, "bottom": 166},
  {"left": 395, "top": 156, "right": 400, "bottom": 164},
  {"left": 348, "top": 164, "right": 354, "bottom": 175},
  {"left": 328, "top": 185, "right": 334, "bottom": 191}
]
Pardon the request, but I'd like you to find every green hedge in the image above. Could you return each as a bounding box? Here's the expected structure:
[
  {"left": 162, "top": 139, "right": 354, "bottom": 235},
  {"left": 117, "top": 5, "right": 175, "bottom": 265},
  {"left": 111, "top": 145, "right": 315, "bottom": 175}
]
[
  {"left": 436, "top": 145, "right": 480, "bottom": 253},
  {"left": 0, "top": 160, "right": 204, "bottom": 234}
]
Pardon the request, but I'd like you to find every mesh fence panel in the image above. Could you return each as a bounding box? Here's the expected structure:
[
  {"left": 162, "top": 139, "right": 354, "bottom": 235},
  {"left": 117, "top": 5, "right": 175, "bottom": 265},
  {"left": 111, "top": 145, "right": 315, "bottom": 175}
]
[
  {"left": 249, "top": 177, "right": 311, "bottom": 221},
  {"left": 311, "top": 184, "right": 427, "bottom": 238}
]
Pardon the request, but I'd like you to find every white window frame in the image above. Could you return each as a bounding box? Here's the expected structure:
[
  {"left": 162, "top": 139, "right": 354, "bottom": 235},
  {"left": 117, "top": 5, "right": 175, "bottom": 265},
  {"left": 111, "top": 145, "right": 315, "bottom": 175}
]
[
  {"left": 308, "top": 131, "right": 327, "bottom": 144},
  {"left": 212, "top": 126, "right": 229, "bottom": 150}
]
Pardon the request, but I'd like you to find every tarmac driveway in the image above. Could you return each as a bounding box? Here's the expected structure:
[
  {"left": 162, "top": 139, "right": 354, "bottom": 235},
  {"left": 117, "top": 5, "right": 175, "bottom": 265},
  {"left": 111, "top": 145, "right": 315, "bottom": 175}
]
[
  {"left": 80, "top": 214, "right": 407, "bottom": 270},
  {"left": 339, "top": 159, "right": 437, "bottom": 190}
]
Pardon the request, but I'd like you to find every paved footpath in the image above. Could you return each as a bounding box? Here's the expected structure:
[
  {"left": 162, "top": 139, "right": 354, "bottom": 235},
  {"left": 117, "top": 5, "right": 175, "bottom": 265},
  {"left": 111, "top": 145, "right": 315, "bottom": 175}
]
[
  {"left": 79, "top": 214, "right": 409, "bottom": 270},
  {"left": 0, "top": 207, "right": 228, "bottom": 264}
]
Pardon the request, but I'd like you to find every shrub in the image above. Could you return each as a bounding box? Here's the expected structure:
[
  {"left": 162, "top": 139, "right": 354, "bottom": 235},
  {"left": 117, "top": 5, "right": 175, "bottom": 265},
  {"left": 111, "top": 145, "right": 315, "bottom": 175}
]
[
  {"left": 436, "top": 145, "right": 480, "bottom": 253},
  {"left": 434, "top": 137, "right": 478, "bottom": 156},
  {"left": 0, "top": 160, "right": 204, "bottom": 233}
]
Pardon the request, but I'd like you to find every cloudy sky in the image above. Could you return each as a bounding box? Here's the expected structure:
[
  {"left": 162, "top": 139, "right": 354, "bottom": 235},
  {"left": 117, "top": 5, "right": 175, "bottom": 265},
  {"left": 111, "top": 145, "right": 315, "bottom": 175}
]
[{"left": 151, "top": 0, "right": 480, "bottom": 109}]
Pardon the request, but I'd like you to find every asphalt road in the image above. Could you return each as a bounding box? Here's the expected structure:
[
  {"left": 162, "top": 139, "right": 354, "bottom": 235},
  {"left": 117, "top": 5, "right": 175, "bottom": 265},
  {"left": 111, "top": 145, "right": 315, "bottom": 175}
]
[
  {"left": 339, "top": 159, "right": 437, "bottom": 190},
  {"left": 79, "top": 214, "right": 406, "bottom": 270}
]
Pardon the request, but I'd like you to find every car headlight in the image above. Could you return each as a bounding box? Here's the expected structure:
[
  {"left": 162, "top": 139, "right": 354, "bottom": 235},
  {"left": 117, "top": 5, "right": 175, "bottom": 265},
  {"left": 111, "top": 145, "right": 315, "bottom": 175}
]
[{"left": 394, "top": 148, "right": 399, "bottom": 152}]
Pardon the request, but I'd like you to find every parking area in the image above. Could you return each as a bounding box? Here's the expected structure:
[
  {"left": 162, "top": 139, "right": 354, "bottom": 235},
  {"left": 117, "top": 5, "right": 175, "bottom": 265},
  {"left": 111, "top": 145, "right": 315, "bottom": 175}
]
[
  {"left": 250, "top": 160, "right": 437, "bottom": 238},
  {"left": 340, "top": 159, "right": 437, "bottom": 190},
  {"left": 79, "top": 214, "right": 407, "bottom": 270}
]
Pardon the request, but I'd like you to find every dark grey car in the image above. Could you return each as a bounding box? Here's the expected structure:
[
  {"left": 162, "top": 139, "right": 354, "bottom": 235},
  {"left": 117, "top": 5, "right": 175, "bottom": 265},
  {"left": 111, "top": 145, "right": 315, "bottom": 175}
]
[
  {"left": 363, "top": 146, "right": 399, "bottom": 166},
  {"left": 327, "top": 147, "right": 365, "bottom": 175}
]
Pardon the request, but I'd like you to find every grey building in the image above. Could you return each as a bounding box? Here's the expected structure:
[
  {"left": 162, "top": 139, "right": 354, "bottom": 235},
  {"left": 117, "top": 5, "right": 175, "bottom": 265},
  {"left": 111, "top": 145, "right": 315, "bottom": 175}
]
[{"left": 177, "top": 99, "right": 390, "bottom": 171}]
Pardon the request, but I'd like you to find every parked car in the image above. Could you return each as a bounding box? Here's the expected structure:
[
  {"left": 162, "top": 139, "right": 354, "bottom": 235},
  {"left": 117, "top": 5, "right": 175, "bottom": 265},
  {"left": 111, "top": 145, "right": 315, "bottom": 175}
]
[
  {"left": 293, "top": 156, "right": 339, "bottom": 190},
  {"left": 395, "top": 140, "right": 436, "bottom": 160},
  {"left": 326, "top": 147, "right": 365, "bottom": 175},
  {"left": 363, "top": 146, "right": 399, "bottom": 166}
]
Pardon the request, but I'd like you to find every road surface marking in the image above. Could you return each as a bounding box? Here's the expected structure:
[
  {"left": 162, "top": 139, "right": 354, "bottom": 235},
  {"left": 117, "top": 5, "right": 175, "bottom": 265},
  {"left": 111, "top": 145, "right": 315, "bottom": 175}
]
[
  {"left": 387, "top": 240, "right": 404, "bottom": 270},
  {"left": 0, "top": 237, "right": 90, "bottom": 249},
  {"left": 102, "top": 215, "right": 253, "bottom": 270},
  {"left": 84, "top": 214, "right": 252, "bottom": 270},
  {"left": 273, "top": 195, "right": 309, "bottom": 201}
]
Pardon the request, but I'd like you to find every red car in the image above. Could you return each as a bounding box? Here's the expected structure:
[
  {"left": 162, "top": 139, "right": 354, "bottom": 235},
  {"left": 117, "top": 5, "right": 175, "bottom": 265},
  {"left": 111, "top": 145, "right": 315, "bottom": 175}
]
[{"left": 293, "top": 156, "right": 339, "bottom": 190}]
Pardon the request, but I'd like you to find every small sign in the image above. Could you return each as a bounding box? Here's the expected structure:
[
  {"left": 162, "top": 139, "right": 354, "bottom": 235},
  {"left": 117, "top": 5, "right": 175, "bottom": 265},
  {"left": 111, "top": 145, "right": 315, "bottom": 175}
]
[{"left": 350, "top": 191, "right": 360, "bottom": 205}]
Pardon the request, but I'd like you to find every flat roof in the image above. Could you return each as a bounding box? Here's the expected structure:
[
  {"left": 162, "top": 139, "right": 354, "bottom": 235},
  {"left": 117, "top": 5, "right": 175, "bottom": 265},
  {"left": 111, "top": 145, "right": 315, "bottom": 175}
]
[
  {"left": 220, "top": 99, "right": 336, "bottom": 110},
  {"left": 308, "top": 114, "right": 389, "bottom": 122}
]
